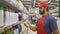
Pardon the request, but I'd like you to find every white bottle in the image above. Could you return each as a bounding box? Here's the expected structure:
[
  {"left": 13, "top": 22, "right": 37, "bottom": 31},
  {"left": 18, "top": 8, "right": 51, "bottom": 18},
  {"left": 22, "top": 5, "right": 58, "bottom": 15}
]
[
  {"left": 0, "top": 6, "right": 4, "bottom": 28},
  {"left": 14, "top": 28, "right": 19, "bottom": 34}
]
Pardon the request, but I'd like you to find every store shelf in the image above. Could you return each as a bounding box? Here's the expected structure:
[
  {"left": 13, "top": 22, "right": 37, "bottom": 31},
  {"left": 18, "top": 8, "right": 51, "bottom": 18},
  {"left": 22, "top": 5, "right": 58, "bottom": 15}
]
[
  {"left": 0, "top": 28, "right": 4, "bottom": 33},
  {"left": 0, "top": 0, "right": 28, "bottom": 33},
  {"left": 0, "top": 0, "right": 22, "bottom": 12},
  {"left": 0, "top": 26, "right": 11, "bottom": 33},
  {"left": 0, "top": 22, "right": 20, "bottom": 33}
]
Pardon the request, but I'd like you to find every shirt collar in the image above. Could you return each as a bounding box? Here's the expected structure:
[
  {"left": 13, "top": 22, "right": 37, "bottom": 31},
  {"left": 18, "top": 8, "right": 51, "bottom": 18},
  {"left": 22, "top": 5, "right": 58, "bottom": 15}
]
[{"left": 43, "top": 13, "right": 49, "bottom": 18}]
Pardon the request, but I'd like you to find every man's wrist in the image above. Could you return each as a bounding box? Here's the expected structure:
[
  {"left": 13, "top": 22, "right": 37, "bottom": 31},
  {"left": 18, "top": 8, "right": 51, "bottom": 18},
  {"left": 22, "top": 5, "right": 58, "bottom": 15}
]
[{"left": 28, "top": 24, "right": 31, "bottom": 28}]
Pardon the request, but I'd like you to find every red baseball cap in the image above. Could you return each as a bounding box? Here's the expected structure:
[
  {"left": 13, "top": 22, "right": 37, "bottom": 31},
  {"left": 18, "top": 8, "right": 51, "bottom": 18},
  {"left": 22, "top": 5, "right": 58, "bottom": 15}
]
[{"left": 37, "top": 2, "right": 48, "bottom": 8}]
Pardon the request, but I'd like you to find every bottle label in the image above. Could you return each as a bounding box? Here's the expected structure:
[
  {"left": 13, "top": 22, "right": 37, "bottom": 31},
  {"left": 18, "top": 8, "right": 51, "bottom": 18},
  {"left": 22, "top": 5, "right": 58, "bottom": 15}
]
[{"left": 0, "top": 10, "right": 4, "bottom": 28}]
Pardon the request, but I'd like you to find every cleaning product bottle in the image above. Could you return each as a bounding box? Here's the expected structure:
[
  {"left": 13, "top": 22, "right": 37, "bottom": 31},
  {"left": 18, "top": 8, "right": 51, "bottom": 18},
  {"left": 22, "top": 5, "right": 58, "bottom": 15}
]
[
  {"left": 18, "top": 24, "right": 22, "bottom": 34},
  {"left": 0, "top": 6, "right": 4, "bottom": 28},
  {"left": 13, "top": 25, "right": 19, "bottom": 34},
  {"left": 16, "top": 0, "right": 19, "bottom": 7}
]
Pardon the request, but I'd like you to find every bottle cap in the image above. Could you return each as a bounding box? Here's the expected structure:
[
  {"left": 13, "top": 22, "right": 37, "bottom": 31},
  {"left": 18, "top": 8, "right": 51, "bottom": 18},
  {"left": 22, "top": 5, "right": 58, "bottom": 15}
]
[{"left": 0, "top": 6, "right": 4, "bottom": 10}]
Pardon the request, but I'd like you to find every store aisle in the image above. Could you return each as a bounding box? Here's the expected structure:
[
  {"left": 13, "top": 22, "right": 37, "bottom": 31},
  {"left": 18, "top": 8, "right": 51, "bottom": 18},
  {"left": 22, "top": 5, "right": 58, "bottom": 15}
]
[{"left": 0, "top": 0, "right": 59, "bottom": 34}]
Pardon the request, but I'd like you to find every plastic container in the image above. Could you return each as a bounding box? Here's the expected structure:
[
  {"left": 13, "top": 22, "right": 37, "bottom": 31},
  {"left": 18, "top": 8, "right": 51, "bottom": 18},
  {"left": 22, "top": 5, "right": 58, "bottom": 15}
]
[
  {"left": 16, "top": 0, "right": 19, "bottom": 7},
  {"left": 13, "top": 25, "right": 19, "bottom": 34},
  {"left": 0, "top": 6, "right": 4, "bottom": 28}
]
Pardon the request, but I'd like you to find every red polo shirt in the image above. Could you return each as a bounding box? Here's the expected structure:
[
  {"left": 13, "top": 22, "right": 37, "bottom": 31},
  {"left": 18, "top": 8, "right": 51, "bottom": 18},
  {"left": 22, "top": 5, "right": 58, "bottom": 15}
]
[
  {"left": 36, "top": 13, "right": 58, "bottom": 34},
  {"left": 36, "top": 13, "right": 48, "bottom": 34}
]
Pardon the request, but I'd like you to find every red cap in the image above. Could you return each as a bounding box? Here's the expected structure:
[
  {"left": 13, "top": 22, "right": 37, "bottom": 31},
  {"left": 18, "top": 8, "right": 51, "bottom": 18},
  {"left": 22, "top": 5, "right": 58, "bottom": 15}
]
[{"left": 37, "top": 2, "right": 48, "bottom": 8}]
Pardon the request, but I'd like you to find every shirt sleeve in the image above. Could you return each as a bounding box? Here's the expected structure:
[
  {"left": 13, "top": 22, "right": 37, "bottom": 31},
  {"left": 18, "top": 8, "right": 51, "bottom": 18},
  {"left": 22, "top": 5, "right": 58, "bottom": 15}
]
[{"left": 49, "top": 18, "right": 58, "bottom": 31}]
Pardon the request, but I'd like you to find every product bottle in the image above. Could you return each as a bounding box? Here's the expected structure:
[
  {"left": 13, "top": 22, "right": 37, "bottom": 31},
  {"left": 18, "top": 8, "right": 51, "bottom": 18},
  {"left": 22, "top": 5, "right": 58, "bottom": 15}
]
[
  {"left": 0, "top": 6, "right": 4, "bottom": 28},
  {"left": 13, "top": 25, "right": 19, "bottom": 34}
]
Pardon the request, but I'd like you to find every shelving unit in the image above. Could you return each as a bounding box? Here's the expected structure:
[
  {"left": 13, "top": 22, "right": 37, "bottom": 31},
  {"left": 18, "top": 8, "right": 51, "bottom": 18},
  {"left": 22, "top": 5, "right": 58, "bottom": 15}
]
[
  {"left": 0, "top": 22, "right": 21, "bottom": 33},
  {"left": 0, "top": 0, "right": 28, "bottom": 33}
]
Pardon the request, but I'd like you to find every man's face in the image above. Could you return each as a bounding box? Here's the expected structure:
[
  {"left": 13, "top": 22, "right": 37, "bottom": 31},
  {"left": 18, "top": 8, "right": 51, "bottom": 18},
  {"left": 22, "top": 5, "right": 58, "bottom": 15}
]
[{"left": 39, "top": 7, "right": 45, "bottom": 15}]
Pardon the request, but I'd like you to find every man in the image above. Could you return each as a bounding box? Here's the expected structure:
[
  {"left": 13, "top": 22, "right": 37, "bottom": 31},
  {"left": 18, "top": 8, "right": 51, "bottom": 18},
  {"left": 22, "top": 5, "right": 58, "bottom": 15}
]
[{"left": 24, "top": 2, "right": 59, "bottom": 34}]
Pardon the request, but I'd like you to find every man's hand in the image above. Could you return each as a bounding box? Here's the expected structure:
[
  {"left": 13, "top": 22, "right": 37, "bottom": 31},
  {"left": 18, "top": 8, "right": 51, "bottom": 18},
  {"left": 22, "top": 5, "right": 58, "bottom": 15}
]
[
  {"left": 24, "top": 23, "right": 30, "bottom": 28},
  {"left": 53, "top": 29, "right": 59, "bottom": 34},
  {"left": 24, "top": 20, "right": 31, "bottom": 28}
]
